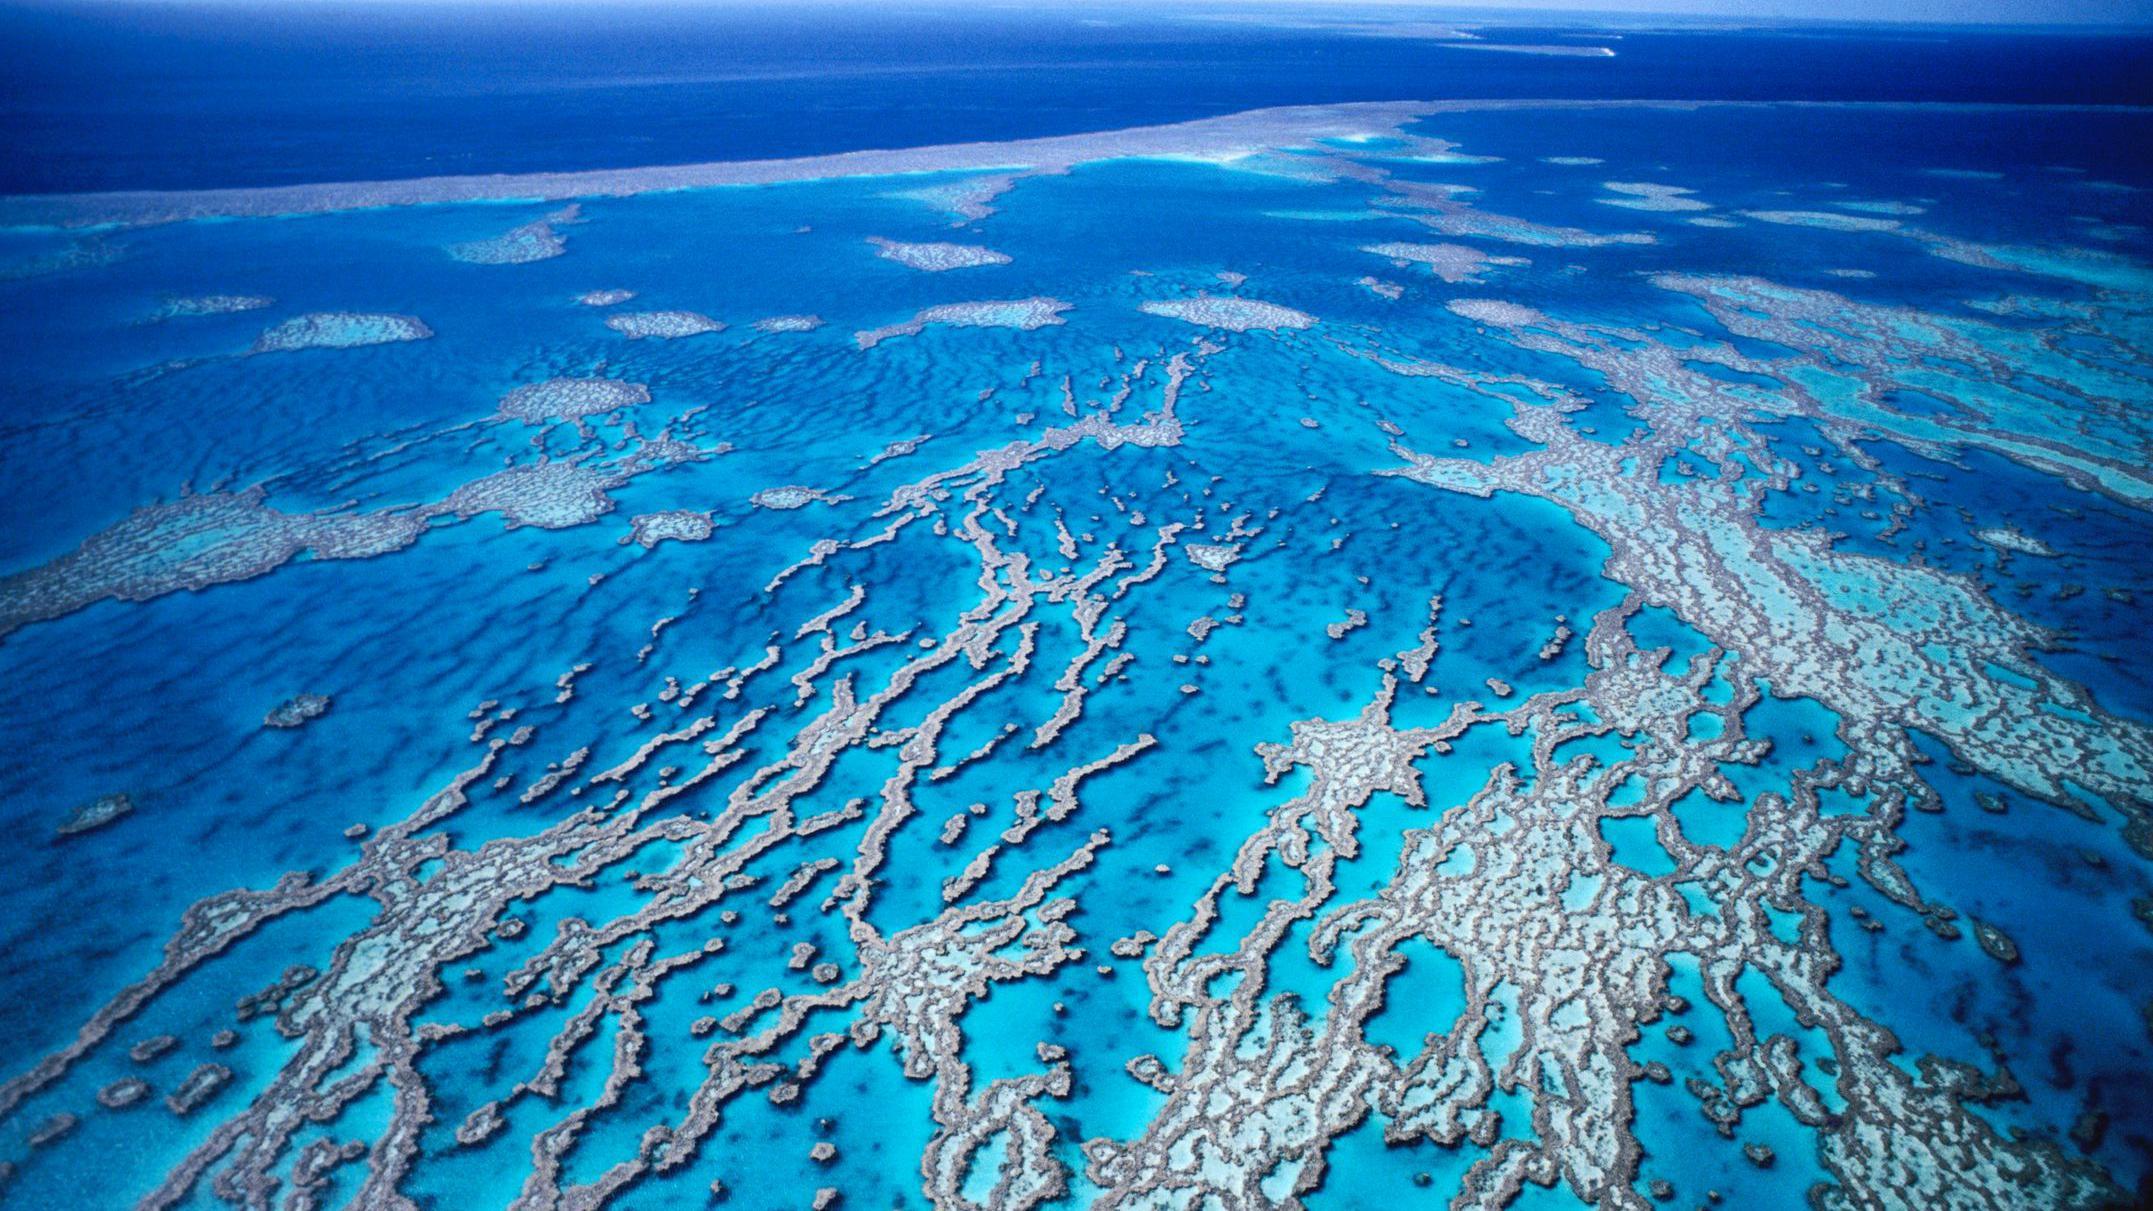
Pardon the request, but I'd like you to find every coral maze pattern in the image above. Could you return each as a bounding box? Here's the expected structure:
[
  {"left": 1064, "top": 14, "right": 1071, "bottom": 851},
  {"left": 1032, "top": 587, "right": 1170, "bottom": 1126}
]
[{"left": 0, "top": 101, "right": 2149, "bottom": 1211}]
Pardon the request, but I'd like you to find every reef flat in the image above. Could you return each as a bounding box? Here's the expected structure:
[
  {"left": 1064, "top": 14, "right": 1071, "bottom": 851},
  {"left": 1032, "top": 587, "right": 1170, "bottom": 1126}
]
[
  {"left": 4, "top": 99, "right": 2136, "bottom": 232},
  {"left": 0, "top": 98, "right": 2148, "bottom": 1211}
]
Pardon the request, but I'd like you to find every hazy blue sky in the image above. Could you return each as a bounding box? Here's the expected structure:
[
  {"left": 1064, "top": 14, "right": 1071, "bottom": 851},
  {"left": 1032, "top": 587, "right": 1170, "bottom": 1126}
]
[
  {"left": 33, "top": 0, "right": 2153, "bottom": 22},
  {"left": 1202, "top": 0, "right": 2151, "bottom": 24},
  {"left": 26, "top": 0, "right": 2152, "bottom": 25}
]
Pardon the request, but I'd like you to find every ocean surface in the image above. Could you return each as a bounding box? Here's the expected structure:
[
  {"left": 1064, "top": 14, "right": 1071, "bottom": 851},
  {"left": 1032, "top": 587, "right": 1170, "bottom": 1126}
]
[
  {"left": 2, "top": 3, "right": 2150, "bottom": 192},
  {"left": 0, "top": 6, "right": 2150, "bottom": 1211}
]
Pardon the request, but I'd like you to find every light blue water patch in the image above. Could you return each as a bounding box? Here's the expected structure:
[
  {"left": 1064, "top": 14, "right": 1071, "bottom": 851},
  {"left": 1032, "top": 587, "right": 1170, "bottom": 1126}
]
[
  {"left": 1686, "top": 710, "right": 1725, "bottom": 742},
  {"left": 1630, "top": 953, "right": 1828, "bottom": 1206},
  {"left": 1672, "top": 778, "right": 1760, "bottom": 856},
  {"left": 1600, "top": 813, "right": 1678, "bottom": 879},
  {"left": 1312, "top": 1107, "right": 1478, "bottom": 1207},
  {"left": 1657, "top": 450, "right": 1714, "bottom": 484},
  {"left": 1734, "top": 965, "right": 1845, "bottom": 1116},
  {"left": 1418, "top": 722, "right": 1536, "bottom": 807},
  {"left": 1719, "top": 681, "right": 1847, "bottom": 806},
  {"left": 1624, "top": 604, "right": 1715, "bottom": 669}
]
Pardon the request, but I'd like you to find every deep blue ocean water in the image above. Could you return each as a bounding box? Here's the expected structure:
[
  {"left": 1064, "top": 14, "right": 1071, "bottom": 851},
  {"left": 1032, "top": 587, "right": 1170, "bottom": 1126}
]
[
  {"left": 1, "top": 3, "right": 2149, "bottom": 192},
  {"left": 1, "top": 7, "right": 2151, "bottom": 1211}
]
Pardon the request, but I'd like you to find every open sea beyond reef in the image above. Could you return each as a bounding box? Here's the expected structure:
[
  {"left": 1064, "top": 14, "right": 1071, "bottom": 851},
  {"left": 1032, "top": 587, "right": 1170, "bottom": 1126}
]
[{"left": 0, "top": 6, "right": 2150, "bottom": 1211}]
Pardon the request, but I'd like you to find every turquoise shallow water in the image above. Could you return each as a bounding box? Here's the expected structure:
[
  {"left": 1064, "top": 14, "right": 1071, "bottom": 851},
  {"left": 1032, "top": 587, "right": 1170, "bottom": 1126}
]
[{"left": 1, "top": 98, "right": 2150, "bottom": 1210}]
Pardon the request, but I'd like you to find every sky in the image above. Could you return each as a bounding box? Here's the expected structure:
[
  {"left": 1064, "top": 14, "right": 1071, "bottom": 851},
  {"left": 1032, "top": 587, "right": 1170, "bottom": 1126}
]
[
  {"left": 1178, "top": 0, "right": 2153, "bottom": 25},
  {"left": 19, "top": 0, "right": 2153, "bottom": 25}
]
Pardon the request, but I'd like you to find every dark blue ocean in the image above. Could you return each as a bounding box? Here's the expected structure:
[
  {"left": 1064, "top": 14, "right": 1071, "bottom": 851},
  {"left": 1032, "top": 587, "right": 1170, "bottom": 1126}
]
[{"left": 1, "top": 2, "right": 2150, "bottom": 194}]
